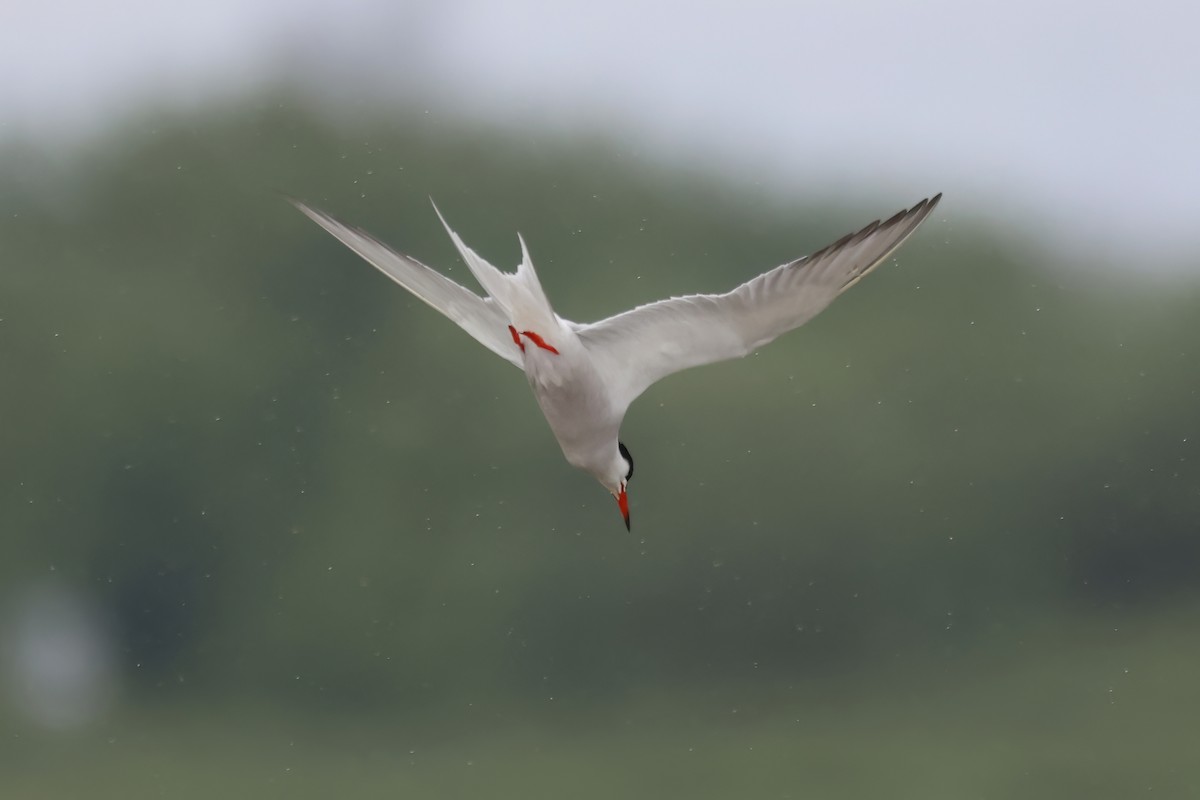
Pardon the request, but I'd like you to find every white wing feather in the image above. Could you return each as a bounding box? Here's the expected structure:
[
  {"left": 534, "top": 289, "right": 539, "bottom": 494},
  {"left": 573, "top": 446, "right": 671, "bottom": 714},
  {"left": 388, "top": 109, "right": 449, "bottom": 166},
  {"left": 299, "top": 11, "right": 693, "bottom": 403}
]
[
  {"left": 291, "top": 200, "right": 523, "bottom": 368},
  {"left": 576, "top": 195, "right": 941, "bottom": 408}
]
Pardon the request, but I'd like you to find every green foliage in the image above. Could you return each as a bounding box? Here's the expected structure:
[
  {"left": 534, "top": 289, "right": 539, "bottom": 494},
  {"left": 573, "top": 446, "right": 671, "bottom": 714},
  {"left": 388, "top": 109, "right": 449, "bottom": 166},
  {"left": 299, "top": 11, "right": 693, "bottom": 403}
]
[{"left": 1, "top": 92, "right": 1198, "bottom": 794}]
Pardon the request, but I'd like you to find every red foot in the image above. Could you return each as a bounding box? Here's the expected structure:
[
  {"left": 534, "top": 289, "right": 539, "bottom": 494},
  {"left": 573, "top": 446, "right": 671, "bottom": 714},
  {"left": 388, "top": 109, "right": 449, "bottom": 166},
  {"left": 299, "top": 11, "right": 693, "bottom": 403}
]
[
  {"left": 521, "top": 330, "right": 560, "bottom": 354},
  {"left": 507, "top": 326, "right": 559, "bottom": 355}
]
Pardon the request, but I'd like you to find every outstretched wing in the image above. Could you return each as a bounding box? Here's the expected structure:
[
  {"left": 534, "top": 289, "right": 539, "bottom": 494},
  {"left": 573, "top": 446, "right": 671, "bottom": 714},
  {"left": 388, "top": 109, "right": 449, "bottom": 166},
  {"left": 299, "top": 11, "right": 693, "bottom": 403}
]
[
  {"left": 575, "top": 194, "right": 941, "bottom": 408},
  {"left": 292, "top": 200, "right": 522, "bottom": 367}
]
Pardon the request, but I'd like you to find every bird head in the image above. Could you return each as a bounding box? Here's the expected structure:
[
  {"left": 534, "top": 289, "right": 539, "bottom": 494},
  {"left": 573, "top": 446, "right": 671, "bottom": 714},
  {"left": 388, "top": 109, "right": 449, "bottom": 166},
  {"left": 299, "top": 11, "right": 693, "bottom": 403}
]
[{"left": 608, "top": 441, "right": 635, "bottom": 531}]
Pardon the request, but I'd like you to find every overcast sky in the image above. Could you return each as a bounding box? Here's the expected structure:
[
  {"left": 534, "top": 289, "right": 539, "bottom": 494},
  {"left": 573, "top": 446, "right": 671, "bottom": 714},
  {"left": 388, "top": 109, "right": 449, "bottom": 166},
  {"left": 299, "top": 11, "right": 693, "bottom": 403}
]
[{"left": 4, "top": 0, "right": 1198, "bottom": 266}]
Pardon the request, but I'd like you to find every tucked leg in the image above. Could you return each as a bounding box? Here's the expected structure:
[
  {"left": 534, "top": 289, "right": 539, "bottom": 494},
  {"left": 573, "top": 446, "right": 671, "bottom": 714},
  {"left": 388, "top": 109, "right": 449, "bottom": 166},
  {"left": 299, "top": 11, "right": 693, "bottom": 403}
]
[
  {"left": 521, "top": 330, "right": 560, "bottom": 355},
  {"left": 508, "top": 325, "right": 525, "bottom": 352}
]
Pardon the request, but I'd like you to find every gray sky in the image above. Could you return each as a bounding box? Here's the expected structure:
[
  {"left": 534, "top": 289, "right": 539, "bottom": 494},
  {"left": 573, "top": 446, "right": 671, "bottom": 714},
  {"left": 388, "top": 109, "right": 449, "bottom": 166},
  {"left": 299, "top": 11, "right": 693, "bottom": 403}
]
[{"left": 4, "top": 0, "right": 1198, "bottom": 266}]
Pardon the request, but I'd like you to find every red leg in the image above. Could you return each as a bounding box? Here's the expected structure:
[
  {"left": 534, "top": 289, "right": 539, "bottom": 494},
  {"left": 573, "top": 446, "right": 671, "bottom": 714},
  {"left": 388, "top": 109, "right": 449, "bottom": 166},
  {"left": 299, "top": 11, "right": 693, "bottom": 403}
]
[
  {"left": 521, "top": 330, "right": 560, "bottom": 355},
  {"left": 508, "top": 325, "right": 525, "bottom": 352}
]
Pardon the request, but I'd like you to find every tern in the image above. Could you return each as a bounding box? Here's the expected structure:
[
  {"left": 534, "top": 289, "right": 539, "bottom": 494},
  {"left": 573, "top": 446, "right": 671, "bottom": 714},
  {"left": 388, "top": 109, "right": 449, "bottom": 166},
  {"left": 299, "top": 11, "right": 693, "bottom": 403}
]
[{"left": 293, "top": 193, "right": 941, "bottom": 530}]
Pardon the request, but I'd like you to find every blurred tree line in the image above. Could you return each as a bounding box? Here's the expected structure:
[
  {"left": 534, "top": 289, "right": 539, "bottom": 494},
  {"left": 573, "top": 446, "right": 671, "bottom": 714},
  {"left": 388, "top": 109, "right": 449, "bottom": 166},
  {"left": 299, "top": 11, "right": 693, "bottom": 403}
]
[{"left": 1, "top": 92, "right": 1196, "bottom": 717}]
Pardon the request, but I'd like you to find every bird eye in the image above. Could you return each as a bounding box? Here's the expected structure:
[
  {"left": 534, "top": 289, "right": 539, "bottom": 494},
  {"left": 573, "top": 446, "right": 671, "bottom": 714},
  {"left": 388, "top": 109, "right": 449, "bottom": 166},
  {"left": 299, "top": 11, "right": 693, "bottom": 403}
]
[{"left": 618, "top": 441, "right": 634, "bottom": 481}]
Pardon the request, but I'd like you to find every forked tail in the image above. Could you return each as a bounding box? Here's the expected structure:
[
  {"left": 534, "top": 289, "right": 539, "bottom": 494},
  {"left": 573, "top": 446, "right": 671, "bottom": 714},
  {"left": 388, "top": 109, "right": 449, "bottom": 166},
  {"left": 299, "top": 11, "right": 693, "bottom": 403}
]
[{"left": 431, "top": 200, "right": 557, "bottom": 331}]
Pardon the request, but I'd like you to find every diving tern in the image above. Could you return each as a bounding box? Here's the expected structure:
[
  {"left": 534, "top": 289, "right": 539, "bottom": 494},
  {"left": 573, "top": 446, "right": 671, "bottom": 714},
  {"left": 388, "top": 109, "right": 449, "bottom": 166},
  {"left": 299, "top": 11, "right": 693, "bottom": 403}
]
[{"left": 293, "top": 193, "right": 941, "bottom": 530}]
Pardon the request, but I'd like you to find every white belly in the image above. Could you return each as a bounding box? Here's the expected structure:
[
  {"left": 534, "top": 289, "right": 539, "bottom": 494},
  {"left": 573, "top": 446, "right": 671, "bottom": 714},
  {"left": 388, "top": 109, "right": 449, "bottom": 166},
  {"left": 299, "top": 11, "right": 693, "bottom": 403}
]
[{"left": 522, "top": 343, "right": 620, "bottom": 474}]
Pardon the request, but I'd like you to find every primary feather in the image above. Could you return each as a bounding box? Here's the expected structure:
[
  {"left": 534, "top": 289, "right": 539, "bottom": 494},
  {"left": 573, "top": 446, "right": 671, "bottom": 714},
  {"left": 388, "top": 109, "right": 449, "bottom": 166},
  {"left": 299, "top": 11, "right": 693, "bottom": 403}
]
[{"left": 575, "top": 194, "right": 941, "bottom": 408}]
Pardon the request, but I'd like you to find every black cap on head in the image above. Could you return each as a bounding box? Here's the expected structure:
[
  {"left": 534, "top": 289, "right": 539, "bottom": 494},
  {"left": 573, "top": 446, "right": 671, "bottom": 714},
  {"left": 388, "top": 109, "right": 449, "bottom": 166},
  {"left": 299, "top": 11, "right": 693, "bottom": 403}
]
[{"left": 618, "top": 441, "right": 634, "bottom": 481}]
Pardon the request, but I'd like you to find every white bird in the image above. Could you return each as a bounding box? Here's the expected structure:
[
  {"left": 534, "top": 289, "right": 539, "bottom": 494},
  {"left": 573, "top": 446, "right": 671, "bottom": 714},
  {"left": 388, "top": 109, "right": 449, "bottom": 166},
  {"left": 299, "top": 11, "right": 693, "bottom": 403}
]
[{"left": 292, "top": 193, "right": 941, "bottom": 529}]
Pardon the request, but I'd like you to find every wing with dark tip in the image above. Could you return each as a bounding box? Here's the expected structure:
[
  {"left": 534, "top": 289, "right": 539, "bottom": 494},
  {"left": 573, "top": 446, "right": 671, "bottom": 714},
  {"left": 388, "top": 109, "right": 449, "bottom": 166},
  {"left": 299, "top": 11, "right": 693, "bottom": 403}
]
[{"left": 575, "top": 195, "right": 941, "bottom": 409}]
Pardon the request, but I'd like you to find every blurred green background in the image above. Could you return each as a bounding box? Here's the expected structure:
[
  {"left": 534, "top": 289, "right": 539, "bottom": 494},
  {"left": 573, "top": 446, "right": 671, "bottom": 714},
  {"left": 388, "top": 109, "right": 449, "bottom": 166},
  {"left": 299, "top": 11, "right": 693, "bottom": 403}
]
[{"left": 1, "top": 93, "right": 1198, "bottom": 799}]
